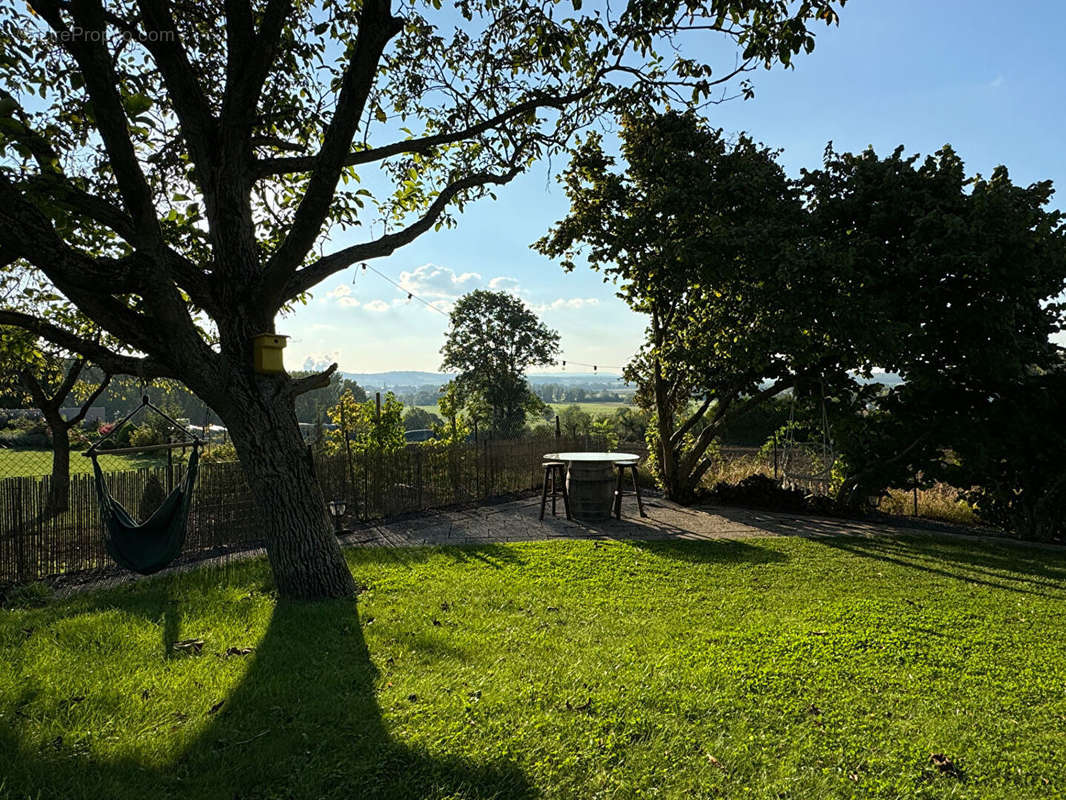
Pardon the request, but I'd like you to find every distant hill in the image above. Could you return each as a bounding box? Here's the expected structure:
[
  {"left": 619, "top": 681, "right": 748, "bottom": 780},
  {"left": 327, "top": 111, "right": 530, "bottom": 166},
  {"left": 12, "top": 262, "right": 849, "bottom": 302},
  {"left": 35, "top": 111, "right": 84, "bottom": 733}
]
[
  {"left": 342, "top": 371, "right": 630, "bottom": 389},
  {"left": 341, "top": 371, "right": 455, "bottom": 388},
  {"left": 341, "top": 370, "right": 898, "bottom": 390}
]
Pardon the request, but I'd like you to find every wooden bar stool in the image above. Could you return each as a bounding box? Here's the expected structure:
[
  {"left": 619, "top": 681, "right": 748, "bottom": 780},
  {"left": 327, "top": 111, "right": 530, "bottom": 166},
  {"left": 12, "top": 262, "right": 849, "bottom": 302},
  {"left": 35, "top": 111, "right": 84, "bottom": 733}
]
[
  {"left": 613, "top": 460, "right": 646, "bottom": 519},
  {"left": 539, "top": 461, "right": 571, "bottom": 520}
]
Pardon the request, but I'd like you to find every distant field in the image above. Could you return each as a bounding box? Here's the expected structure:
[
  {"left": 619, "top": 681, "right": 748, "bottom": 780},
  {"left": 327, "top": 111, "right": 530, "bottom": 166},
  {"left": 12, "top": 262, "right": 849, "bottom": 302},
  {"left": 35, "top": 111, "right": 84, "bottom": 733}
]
[
  {"left": 0, "top": 447, "right": 170, "bottom": 479},
  {"left": 413, "top": 401, "right": 633, "bottom": 419}
]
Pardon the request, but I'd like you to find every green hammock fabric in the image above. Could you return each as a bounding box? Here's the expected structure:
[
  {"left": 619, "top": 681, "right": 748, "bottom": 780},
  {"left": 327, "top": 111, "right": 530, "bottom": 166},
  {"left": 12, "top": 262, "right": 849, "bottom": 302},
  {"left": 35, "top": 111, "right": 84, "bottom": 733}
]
[{"left": 90, "top": 444, "right": 200, "bottom": 575}]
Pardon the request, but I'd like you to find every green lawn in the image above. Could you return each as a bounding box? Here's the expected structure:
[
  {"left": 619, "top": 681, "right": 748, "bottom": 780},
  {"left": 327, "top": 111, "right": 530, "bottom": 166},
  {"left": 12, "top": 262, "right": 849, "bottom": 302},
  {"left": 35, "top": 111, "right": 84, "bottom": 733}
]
[
  {"left": 0, "top": 448, "right": 169, "bottom": 479},
  {"left": 2, "top": 535, "right": 1064, "bottom": 799}
]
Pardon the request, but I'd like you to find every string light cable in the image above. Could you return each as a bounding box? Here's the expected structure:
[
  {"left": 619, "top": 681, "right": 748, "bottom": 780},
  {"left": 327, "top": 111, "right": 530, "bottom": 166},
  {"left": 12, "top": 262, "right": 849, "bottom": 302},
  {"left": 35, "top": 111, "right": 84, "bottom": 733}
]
[{"left": 353, "top": 263, "right": 628, "bottom": 374}]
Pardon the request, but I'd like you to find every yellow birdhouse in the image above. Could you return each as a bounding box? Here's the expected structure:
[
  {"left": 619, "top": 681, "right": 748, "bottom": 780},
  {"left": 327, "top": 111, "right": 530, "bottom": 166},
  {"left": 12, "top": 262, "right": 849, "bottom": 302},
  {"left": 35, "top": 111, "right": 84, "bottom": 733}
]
[{"left": 252, "top": 334, "right": 289, "bottom": 374}]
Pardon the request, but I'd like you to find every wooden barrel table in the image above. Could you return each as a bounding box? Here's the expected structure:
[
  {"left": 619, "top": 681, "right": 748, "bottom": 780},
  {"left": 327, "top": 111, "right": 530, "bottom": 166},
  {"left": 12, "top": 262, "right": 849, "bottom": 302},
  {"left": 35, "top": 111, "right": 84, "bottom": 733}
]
[{"left": 542, "top": 452, "right": 641, "bottom": 521}]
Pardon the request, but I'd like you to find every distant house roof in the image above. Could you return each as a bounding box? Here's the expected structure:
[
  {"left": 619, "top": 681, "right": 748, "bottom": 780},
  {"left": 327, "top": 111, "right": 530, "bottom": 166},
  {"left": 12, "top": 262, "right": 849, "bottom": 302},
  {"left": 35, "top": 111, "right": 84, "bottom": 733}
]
[{"left": 60, "top": 406, "right": 105, "bottom": 423}]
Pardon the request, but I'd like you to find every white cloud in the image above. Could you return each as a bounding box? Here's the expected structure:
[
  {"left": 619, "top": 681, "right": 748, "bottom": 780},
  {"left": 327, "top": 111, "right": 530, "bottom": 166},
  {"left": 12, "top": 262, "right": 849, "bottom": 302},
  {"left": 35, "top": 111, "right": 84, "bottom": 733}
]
[
  {"left": 988, "top": 74, "right": 1005, "bottom": 89},
  {"left": 363, "top": 299, "right": 390, "bottom": 312},
  {"left": 531, "top": 297, "right": 601, "bottom": 312},
  {"left": 338, "top": 297, "right": 361, "bottom": 308},
  {"left": 302, "top": 353, "right": 341, "bottom": 371},
  {"left": 488, "top": 276, "right": 521, "bottom": 291},
  {"left": 328, "top": 284, "right": 352, "bottom": 298},
  {"left": 398, "top": 263, "right": 481, "bottom": 299}
]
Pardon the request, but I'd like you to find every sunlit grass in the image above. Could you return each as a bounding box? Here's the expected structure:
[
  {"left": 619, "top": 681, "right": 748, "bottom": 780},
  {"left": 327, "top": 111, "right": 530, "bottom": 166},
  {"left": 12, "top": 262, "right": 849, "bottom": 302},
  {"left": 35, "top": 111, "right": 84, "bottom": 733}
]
[
  {"left": 0, "top": 447, "right": 168, "bottom": 478},
  {"left": 2, "top": 535, "right": 1064, "bottom": 798}
]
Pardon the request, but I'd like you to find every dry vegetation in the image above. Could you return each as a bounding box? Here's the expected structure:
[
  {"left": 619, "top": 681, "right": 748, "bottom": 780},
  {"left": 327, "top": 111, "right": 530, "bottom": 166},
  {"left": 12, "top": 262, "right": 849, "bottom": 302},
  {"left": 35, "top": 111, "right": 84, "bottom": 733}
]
[{"left": 702, "top": 451, "right": 980, "bottom": 528}]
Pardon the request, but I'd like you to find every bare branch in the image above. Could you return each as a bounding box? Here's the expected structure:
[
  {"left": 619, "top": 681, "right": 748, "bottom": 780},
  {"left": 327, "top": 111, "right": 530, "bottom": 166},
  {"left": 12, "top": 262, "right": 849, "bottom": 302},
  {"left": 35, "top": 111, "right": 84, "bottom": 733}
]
[
  {"left": 289, "top": 362, "right": 338, "bottom": 397},
  {"left": 0, "top": 309, "right": 171, "bottom": 379},
  {"left": 253, "top": 86, "right": 595, "bottom": 178},
  {"left": 276, "top": 165, "right": 522, "bottom": 304}
]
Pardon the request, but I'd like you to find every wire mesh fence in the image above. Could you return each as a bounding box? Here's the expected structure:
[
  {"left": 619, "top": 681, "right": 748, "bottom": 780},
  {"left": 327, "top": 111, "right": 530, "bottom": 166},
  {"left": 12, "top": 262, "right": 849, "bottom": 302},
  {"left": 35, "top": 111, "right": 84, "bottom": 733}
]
[{"left": 0, "top": 436, "right": 648, "bottom": 586}]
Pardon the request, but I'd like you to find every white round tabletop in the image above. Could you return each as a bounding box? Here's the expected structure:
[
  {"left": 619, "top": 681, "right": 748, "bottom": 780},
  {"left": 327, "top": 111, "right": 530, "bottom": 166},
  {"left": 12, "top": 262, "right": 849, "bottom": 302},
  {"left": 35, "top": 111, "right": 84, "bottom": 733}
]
[{"left": 544, "top": 452, "right": 640, "bottom": 463}]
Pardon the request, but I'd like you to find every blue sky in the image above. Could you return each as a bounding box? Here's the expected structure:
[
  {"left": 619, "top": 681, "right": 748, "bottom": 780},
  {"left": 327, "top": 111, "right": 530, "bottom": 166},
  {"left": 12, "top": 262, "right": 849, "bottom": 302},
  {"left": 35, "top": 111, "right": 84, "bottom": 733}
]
[{"left": 285, "top": 0, "right": 1066, "bottom": 375}]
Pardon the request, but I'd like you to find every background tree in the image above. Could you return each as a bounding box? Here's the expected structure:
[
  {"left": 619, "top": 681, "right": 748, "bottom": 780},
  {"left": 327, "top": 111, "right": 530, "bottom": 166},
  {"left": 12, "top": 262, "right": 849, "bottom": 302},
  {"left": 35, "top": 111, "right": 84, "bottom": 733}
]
[
  {"left": 402, "top": 406, "right": 441, "bottom": 432},
  {"left": 801, "top": 146, "right": 1066, "bottom": 519},
  {"left": 540, "top": 114, "right": 1066, "bottom": 505},
  {"left": 0, "top": 327, "right": 111, "bottom": 513},
  {"left": 0, "top": 0, "right": 844, "bottom": 597},
  {"left": 292, "top": 371, "right": 367, "bottom": 425},
  {"left": 538, "top": 112, "right": 835, "bottom": 500},
  {"left": 440, "top": 290, "right": 559, "bottom": 438},
  {"left": 558, "top": 403, "right": 592, "bottom": 440}
]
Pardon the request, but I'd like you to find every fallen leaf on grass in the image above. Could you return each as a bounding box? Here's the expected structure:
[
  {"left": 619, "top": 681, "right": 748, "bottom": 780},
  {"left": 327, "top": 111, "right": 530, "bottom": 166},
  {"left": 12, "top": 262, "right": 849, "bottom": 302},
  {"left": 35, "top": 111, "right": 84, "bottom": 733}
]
[
  {"left": 172, "top": 638, "right": 204, "bottom": 655},
  {"left": 706, "top": 754, "right": 727, "bottom": 772},
  {"left": 930, "top": 753, "right": 963, "bottom": 779},
  {"left": 224, "top": 647, "right": 254, "bottom": 657},
  {"left": 208, "top": 700, "right": 224, "bottom": 715}
]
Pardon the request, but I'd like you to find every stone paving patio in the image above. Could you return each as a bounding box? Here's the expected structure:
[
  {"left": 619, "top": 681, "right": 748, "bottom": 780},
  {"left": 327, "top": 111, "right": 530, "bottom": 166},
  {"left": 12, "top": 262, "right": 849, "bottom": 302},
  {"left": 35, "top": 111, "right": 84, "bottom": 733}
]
[{"left": 335, "top": 493, "right": 969, "bottom": 549}]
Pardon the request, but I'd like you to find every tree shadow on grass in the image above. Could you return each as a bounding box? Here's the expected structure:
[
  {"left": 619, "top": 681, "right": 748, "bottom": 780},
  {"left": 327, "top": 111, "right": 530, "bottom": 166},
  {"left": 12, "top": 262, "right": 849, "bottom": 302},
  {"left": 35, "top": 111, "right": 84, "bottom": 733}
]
[
  {"left": 0, "top": 568, "right": 534, "bottom": 800},
  {"left": 806, "top": 534, "right": 1066, "bottom": 599},
  {"left": 708, "top": 505, "right": 1066, "bottom": 597}
]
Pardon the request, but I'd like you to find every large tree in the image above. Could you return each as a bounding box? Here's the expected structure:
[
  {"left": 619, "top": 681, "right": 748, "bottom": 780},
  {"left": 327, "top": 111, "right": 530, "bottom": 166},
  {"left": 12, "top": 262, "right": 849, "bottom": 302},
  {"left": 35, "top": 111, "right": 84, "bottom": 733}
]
[
  {"left": 0, "top": 322, "right": 111, "bottom": 513},
  {"left": 440, "top": 289, "right": 558, "bottom": 437},
  {"left": 801, "top": 146, "right": 1066, "bottom": 516},
  {"left": 0, "top": 0, "right": 844, "bottom": 597},
  {"left": 537, "top": 111, "right": 839, "bottom": 500}
]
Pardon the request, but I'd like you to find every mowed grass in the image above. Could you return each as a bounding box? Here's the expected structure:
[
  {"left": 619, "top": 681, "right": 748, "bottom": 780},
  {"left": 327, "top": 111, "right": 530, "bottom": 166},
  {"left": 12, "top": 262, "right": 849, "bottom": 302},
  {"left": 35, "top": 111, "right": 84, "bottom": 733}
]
[
  {"left": 2, "top": 535, "right": 1064, "bottom": 799},
  {"left": 0, "top": 447, "right": 167, "bottom": 478}
]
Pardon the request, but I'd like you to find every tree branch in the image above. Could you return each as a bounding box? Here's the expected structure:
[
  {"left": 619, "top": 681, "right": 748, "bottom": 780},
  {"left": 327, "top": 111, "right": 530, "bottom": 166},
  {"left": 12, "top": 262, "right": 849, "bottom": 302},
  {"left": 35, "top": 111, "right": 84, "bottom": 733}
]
[
  {"left": 260, "top": 0, "right": 404, "bottom": 279},
  {"left": 29, "top": 0, "right": 163, "bottom": 247},
  {"left": 1, "top": 310, "right": 169, "bottom": 379},
  {"left": 67, "top": 371, "right": 112, "bottom": 426},
  {"left": 253, "top": 87, "right": 594, "bottom": 178},
  {"left": 274, "top": 165, "right": 522, "bottom": 305},
  {"left": 288, "top": 362, "right": 338, "bottom": 397},
  {"left": 669, "top": 395, "right": 713, "bottom": 446},
  {"left": 134, "top": 0, "right": 219, "bottom": 182}
]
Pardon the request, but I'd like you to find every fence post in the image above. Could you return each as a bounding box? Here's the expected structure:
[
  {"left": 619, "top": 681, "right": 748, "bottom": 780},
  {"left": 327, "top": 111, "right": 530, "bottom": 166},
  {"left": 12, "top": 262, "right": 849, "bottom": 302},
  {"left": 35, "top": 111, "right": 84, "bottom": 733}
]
[
  {"left": 416, "top": 448, "right": 423, "bottom": 509},
  {"left": 913, "top": 471, "right": 919, "bottom": 517},
  {"left": 15, "top": 479, "right": 25, "bottom": 584},
  {"left": 555, "top": 415, "right": 560, "bottom": 440}
]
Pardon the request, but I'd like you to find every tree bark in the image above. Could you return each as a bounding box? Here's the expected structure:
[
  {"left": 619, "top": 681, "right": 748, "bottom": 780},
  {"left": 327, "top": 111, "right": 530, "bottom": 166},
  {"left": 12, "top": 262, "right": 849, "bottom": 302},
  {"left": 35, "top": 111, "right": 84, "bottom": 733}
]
[
  {"left": 215, "top": 373, "right": 356, "bottom": 600},
  {"left": 45, "top": 414, "right": 70, "bottom": 515}
]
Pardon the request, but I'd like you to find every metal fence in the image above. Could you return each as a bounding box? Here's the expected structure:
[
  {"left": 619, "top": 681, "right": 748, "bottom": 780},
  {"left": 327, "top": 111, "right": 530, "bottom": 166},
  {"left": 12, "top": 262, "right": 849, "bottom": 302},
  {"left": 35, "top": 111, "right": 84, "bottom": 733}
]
[{"left": 0, "top": 436, "right": 646, "bottom": 585}]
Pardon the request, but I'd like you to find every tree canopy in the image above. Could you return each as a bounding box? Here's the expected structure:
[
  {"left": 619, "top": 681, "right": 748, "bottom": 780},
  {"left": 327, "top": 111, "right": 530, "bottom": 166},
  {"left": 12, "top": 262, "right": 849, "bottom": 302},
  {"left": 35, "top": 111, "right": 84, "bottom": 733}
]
[{"left": 539, "top": 111, "right": 1066, "bottom": 506}]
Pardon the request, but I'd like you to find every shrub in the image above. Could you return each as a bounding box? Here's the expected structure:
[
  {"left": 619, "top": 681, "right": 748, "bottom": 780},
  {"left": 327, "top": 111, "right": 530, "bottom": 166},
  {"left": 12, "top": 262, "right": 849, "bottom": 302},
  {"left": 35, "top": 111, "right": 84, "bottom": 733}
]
[
  {"left": 129, "top": 424, "right": 163, "bottom": 448},
  {"left": 138, "top": 474, "right": 167, "bottom": 521},
  {"left": 708, "top": 473, "right": 810, "bottom": 513},
  {"left": 201, "top": 442, "right": 238, "bottom": 464}
]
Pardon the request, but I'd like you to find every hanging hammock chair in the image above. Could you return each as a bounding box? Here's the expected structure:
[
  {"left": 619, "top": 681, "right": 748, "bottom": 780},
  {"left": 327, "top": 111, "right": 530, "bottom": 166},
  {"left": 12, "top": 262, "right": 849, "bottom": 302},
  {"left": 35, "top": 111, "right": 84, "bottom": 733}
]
[
  {"left": 84, "top": 396, "right": 202, "bottom": 575},
  {"left": 780, "top": 380, "right": 835, "bottom": 496}
]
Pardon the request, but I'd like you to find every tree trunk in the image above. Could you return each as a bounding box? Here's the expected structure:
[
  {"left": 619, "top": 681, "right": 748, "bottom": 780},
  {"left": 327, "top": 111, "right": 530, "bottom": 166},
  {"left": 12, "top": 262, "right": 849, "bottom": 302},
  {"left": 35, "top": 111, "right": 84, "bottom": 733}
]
[
  {"left": 45, "top": 415, "right": 71, "bottom": 515},
  {"left": 217, "top": 375, "right": 356, "bottom": 600}
]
